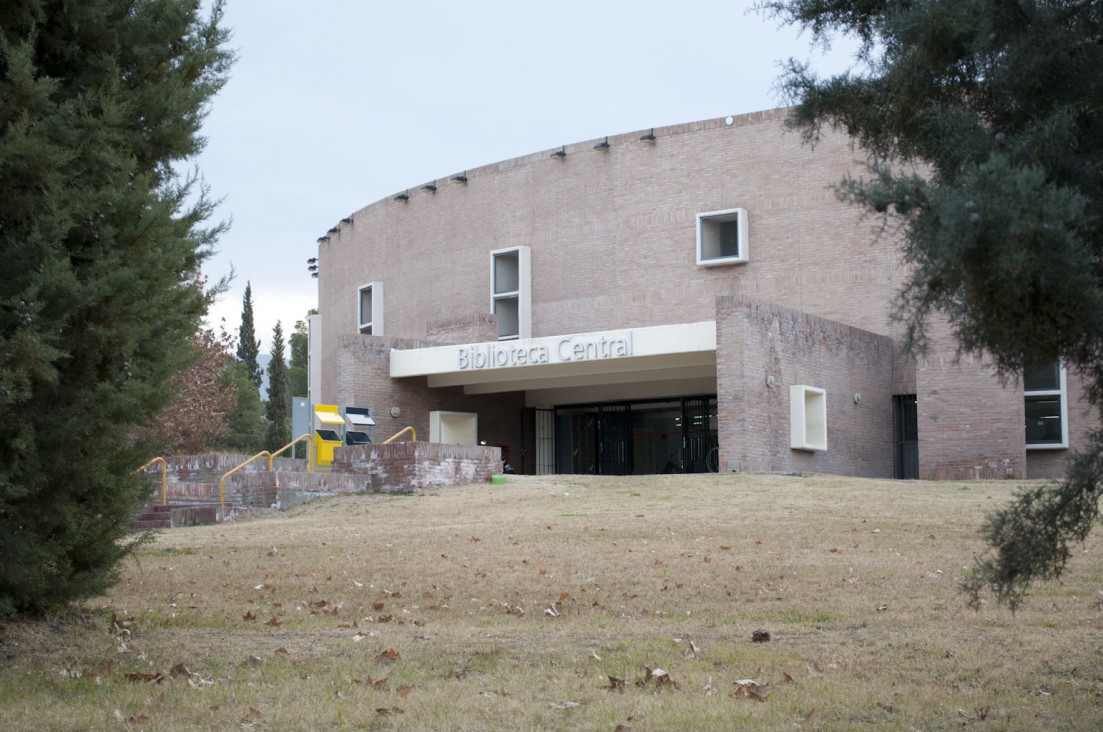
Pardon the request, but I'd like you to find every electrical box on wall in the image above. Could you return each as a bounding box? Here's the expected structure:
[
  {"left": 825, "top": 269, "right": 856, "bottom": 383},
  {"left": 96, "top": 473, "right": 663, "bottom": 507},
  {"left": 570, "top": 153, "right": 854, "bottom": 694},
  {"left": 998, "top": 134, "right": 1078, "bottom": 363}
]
[{"left": 790, "top": 385, "right": 827, "bottom": 451}]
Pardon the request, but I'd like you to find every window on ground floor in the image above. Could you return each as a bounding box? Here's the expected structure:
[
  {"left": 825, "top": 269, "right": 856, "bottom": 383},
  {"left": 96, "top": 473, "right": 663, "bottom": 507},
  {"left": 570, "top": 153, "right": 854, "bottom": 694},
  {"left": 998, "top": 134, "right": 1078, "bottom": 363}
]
[{"left": 1025, "top": 361, "right": 1067, "bottom": 449}]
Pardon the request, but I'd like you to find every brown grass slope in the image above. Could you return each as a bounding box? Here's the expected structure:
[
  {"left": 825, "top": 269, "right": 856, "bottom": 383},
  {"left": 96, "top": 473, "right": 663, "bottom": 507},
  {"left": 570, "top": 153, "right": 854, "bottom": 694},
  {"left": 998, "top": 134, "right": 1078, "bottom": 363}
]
[{"left": 1, "top": 473, "right": 1101, "bottom": 730}]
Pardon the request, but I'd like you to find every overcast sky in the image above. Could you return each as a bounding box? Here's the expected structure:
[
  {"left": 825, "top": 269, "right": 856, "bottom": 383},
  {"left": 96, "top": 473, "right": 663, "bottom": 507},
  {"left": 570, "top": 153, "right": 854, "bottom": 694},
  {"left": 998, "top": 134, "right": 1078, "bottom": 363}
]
[{"left": 197, "top": 1, "right": 858, "bottom": 351}]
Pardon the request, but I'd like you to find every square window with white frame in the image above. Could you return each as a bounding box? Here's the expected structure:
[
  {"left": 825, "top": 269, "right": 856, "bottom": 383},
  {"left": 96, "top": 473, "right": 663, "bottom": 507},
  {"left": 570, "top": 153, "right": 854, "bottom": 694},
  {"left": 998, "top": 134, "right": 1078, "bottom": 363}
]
[
  {"left": 696, "top": 208, "right": 749, "bottom": 266},
  {"left": 1024, "top": 360, "right": 1067, "bottom": 449}
]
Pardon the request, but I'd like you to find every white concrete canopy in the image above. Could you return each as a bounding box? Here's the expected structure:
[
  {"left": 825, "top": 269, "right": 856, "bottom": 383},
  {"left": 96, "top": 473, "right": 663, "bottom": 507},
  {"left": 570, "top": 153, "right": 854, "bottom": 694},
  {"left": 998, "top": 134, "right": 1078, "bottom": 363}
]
[{"left": 389, "top": 321, "right": 717, "bottom": 396}]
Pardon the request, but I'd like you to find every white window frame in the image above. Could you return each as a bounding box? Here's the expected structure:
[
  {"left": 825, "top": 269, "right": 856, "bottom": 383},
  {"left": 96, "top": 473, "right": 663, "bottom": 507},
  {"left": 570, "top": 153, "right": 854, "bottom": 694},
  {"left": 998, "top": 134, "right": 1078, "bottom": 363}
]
[
  {"left": 1025, "top": 362, "right": 1068, "bottom": 449},
  {"left": 696, "top": 207, "right": 749, "bottom": 266},
  {"left": 357, "top": 282, "right": 384, "bottom": 336},
  {"left": 490, "top": 246, "right": 530, "bottom": 340},
  {"left": 790, "top": 385, "right": 827, "bottom": 451}
]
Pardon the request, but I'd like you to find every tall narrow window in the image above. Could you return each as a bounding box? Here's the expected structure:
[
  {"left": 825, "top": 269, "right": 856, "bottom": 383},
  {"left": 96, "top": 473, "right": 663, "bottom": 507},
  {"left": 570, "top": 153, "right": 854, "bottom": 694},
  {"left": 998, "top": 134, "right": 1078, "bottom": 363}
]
[
  {"left": 357, "top": 282, "right": 384, "bottom": 336},
  {"left": 490, "top": 246, "right": 530, "bottom": 340},
  {"left": 1025, "top": 361, "right": 1067, "bottom": 448}
]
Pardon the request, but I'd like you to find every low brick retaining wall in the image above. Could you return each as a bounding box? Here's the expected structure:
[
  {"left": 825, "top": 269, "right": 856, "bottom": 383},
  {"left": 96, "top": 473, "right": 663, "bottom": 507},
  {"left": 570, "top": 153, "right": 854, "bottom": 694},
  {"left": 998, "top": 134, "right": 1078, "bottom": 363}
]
[
  {"left": 141, "top": 443, "right": 500, "bottom": 515},
  {"left": 332, "top": 441, "right": 501, "bottom": 492}
]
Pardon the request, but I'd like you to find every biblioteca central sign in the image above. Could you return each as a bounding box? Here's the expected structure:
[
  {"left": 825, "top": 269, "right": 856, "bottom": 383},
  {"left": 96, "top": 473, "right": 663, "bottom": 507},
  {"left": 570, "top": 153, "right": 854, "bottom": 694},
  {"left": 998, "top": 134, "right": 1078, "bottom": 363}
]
[{"left": 458, "top": 333, "right": 634, "bottom": 370}]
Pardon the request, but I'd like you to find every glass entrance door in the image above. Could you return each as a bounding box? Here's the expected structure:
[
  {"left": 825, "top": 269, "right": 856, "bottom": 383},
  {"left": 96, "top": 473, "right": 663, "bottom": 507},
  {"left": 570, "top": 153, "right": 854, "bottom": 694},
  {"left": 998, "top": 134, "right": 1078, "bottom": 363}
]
[{"left": 554, "top": 396, "right": 717, "bottom": 475}]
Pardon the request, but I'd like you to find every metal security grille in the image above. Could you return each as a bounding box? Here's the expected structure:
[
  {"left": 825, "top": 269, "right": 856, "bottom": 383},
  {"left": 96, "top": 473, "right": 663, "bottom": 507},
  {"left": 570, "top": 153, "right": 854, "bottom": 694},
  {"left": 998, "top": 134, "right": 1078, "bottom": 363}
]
[
  {"left": 682, "top": 397, "right": 712, "bottom": 473},
  {"left": 534, "top": 408, "right": 555, "bottom": 475},
  {"left": 893, "top": 395, "right": 919, "bottom": 479}
]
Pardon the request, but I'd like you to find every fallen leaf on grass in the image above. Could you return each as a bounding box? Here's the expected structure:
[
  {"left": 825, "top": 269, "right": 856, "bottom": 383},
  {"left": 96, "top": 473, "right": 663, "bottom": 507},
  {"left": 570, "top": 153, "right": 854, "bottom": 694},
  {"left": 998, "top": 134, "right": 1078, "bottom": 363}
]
[
  {"left": 243, "top": 611, "right": 256, "bottom": 621},
  {"left": 732, "top": 679, "right": 767, "bottom": 701},
  {"left": 264, "top": 617, "right": 281, "bottom": 627},
  {"left": 360, "top": 676, "right": 387, "bottom": 689},
  {"left": 81, "top": 660, "right": 113, "bottom": 680},
  {"left": 636, "top": 667, "right": 680, "bottom": 690},
  {"left": 170, "top": 663, "right": 190, "bottom": 678},
  {"left": 241, "top": 707, "right": 263, "bottom": 723},
  {"left": 125, "top": 671, "right": 165, "bottom": 684},
  {"left": 606, "top": 675, "right": 626, "bottom": 691},
  {"left": 376, "top": 648, "right": 401, "bottom": 663},
  {"left": 397, "top": 685, "right": 414, "bottom": 698},
  {"left": 372, "top": 602, "right": 385, "bottom": 611},
  {"left": 375, "top": 707, "right": 404, "bottom": 716}
]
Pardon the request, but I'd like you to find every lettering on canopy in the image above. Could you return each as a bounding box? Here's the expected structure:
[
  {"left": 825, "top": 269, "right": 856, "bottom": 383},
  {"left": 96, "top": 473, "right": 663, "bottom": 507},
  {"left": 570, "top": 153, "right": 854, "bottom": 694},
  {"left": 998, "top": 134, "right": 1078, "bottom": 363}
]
[{"left": 458, "top": 332, "right": 635, "bottom": 370}]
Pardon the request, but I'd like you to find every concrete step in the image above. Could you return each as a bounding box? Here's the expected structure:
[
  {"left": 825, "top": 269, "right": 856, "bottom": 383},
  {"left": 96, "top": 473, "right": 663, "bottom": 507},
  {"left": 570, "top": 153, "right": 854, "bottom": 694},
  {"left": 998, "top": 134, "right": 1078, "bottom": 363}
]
[{"left": 132, "top": 502, "right": 231, "bottom": 530}]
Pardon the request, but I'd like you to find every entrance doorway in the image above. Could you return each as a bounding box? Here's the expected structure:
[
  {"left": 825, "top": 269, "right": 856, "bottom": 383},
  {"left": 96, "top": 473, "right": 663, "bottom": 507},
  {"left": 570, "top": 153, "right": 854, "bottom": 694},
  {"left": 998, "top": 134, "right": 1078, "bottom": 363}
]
[
  {"left": 893, "top": 394, "right": 919, "bottom": 479},
  {"left": 553, "top": 396, "right": 718, "bottom": 475}
]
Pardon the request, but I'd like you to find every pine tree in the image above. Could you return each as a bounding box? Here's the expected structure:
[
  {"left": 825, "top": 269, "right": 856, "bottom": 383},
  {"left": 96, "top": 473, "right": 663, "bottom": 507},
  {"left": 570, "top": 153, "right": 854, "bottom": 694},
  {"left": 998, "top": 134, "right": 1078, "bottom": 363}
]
[
  {"left": 236, "top": 282, "right": 262, "bottom": 389},
  {"left": 764, "top": 0, "right": 1103, "bottom": 609},
  {"left": 265, "top": 321, "right": 290, "bottom": 451},
  {"left": 0, "top": 1, "right": 233, "bottom": 615}
]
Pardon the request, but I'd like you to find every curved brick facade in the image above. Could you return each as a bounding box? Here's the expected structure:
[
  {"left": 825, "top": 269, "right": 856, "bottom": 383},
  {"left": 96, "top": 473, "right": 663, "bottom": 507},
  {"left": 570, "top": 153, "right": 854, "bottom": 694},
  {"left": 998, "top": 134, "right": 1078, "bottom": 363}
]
[{"left": 313, "top": 108, "right": 1087, "bottom": 480}]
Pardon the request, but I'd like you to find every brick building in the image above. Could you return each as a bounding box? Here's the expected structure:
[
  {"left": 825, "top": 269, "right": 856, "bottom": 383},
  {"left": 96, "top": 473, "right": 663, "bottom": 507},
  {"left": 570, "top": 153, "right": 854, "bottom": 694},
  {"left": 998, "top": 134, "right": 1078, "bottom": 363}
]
[{"left": 312, "top": 108, "right": 1090, "bottom": 480}]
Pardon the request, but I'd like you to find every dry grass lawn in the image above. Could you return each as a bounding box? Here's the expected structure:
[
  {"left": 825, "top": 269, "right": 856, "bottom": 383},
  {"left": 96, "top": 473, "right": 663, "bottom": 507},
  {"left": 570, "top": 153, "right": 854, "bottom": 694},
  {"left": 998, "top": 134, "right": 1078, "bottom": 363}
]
[{"left": 1, "top": 472, "right": 1102, "bottom": 731}]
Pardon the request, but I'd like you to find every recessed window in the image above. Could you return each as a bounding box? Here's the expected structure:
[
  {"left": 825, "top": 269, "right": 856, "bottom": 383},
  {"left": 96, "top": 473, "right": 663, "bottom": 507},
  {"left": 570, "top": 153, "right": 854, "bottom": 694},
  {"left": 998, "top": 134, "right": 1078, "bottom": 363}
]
[
  {"left": 697, "top": 208, "right": 748, "bottom": 266},
  {"left": 790, "top": 385, "right": 827, "bottom": 451},
  {"left": 358, "top": 282, "right": 383, "bottom": 336},
  {"left": 1025, "top": 361, "right": 1067, "bottom": 449},
  {"left": 490, "top": 246, "right": 530, "bottom": 340}
]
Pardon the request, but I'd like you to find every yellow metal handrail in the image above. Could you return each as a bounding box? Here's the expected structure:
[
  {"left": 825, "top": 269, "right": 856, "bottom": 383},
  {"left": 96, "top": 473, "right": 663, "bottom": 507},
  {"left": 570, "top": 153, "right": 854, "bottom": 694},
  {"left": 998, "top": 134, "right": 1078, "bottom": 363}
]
[
  {"left": 269, "top": 433, "right": 314, "bottom": 473},
  {"left": 219, "top": 451, "right": 271, "bottom": 509},
  {"left": 382, "top": 426, "right": 417, "bottom": 444},
  {"left": 136, "top": 457, "right": 168, "bottom": 505}
]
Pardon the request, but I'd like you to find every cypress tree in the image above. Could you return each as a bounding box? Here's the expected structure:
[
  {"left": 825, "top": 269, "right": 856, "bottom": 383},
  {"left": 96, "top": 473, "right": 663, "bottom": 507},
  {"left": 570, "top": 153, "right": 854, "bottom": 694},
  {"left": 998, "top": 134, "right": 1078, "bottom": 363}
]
[
  {"left": 265, "top": 321, "right": 290, "bottom": 451},
  {"left": 288, "top": 315, "right": 309, "bottom": 398},
  {"left": 236, "top": 281, "right": 262, "bottom": 389},
  {"left": 0, "top": 1, "right": 233, "bottom": 615}
]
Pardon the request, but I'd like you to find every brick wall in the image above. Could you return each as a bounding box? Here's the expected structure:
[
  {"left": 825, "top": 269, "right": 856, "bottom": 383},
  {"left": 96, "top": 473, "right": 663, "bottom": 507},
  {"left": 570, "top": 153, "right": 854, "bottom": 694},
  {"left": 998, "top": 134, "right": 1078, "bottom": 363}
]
[
  {"left": 913, "top": 318, "right": 1024, "bottom": 479},
  {"left": 716, "top": 294, "right": 895, "bottom": 477},
  {"left": 331, "top": 441, "right": 501, "bottom": 492},
  {"left": 335, "top": 333, "right": 525, "bottom": 463},
  {"left": 317, "top": 109, "right": 907, "bottom": 406}
]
